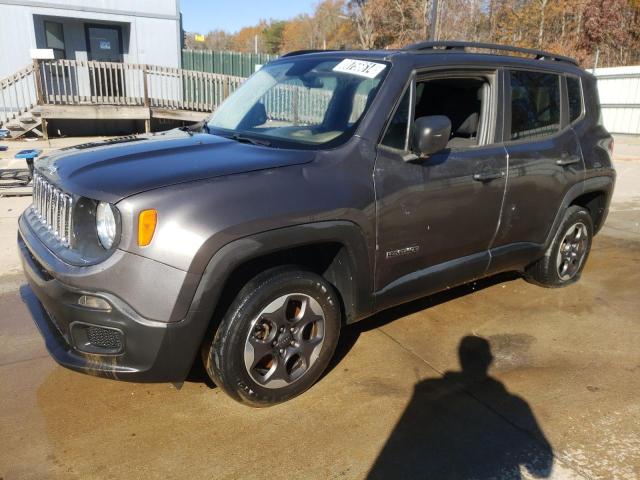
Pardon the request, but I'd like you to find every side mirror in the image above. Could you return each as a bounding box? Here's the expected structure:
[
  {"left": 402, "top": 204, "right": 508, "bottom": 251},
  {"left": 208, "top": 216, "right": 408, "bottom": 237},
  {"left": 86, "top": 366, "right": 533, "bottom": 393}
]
[{"left": 410, "top": 115, "right": 451, "bottom": 159}]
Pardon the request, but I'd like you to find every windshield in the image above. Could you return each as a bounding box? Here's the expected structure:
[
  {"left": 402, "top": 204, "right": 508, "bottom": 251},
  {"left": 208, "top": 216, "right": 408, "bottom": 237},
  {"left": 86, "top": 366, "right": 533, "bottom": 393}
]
[{"left": 207, "top": 57, "right": 388, "bottom": 148}]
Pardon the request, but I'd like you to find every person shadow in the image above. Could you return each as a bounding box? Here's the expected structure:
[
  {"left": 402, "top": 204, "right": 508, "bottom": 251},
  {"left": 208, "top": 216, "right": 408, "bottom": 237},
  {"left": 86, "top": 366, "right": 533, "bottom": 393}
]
[{"left": 366, "top": 336, "right": 554, "bottom": 480}]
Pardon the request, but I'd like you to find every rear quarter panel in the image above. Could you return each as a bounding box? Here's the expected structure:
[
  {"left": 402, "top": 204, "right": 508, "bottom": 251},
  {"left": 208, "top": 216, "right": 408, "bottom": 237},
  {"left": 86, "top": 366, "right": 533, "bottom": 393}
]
[{"left": 573, "top": 73, "right": 615, "bottom": 178}]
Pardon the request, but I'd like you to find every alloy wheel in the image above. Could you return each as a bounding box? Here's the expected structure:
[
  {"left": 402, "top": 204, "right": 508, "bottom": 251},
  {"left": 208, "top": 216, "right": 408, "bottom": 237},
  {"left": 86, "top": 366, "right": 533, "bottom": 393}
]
[
  {"left": 556, "top": 222, "right": 589, "bottom": 281},
  {"left": 243, "top": 293, "right": 326, "bottom": 389}
]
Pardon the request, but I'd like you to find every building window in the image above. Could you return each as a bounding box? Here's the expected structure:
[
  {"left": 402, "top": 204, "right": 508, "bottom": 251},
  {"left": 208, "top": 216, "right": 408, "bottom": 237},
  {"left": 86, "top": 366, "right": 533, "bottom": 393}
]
[{"left": 44, "top": 21, "right": 65, "bottom": 59}]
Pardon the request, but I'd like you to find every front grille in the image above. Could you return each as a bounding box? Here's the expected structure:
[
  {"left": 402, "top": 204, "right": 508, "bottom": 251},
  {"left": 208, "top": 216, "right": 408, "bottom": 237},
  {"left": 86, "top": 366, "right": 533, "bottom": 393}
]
[
  {"left": 31, "top": 173, "right": 74, "bottom": 247},
  {"left": 87, "top": 326, "right": 123, "bottom": 350}
]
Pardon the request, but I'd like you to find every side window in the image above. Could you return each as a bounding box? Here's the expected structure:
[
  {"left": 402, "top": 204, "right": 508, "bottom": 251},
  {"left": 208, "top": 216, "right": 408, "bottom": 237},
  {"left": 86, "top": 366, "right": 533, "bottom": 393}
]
[
  {"left": 510, "top": 71, "right": 560, "bottom": 140},
  {"left": 414, "top": 76, "right": 491, "bottom": 148},
  {"left": 567, "top": 76, "right": 583, "bottom": 123},
  {"left": 381, "top": 74, "right": 494, "bottom": 151},
  {"left": 381, "top": 85, "right": 411, "bottom": 150}
]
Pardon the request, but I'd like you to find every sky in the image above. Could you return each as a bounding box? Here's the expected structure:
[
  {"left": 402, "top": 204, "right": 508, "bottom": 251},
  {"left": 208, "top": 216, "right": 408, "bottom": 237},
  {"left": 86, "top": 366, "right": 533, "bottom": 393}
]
[{"left": 180, "top": 0, "right": 318, "bottom": 34}]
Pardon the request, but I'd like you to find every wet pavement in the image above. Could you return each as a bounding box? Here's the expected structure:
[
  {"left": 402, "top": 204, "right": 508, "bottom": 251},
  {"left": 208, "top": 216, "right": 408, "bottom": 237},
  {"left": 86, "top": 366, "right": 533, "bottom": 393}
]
[{"left": 1, "top": 165, "right": 639, "bottom": 479}]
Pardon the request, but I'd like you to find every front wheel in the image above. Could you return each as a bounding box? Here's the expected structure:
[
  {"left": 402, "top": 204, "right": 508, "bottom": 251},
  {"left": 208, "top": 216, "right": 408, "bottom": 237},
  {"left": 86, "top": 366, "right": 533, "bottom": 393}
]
[
  {"left": 202, "top": 268, "right": 341, "bottom": 406},
  {"left": 525, "top": 206, "right": 593, "bottom": 287}
]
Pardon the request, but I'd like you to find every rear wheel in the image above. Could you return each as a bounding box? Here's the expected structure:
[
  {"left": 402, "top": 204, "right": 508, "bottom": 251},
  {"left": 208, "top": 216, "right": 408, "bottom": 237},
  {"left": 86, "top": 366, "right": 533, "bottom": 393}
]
[
  {"left": 202, "top": 267, "right": 341, "bottom": 406},
  {"left": 525, "top": 206, "right": 593, "bottom": 287}
]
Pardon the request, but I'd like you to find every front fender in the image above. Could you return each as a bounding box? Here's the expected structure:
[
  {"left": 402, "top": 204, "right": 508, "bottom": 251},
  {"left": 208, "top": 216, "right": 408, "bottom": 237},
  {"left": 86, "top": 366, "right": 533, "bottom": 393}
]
[{"left": 188, "top": 221, "right": 374, "bottom": 328}]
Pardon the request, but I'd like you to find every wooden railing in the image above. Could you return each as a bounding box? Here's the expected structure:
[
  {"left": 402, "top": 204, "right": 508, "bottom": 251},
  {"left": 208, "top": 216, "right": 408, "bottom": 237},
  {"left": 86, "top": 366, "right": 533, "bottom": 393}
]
[
  {"left": 37, "top": 60, "right": 244, "bottom": 110},
  {"left": 0, "top": 60, "right": 245, "bottom": 126},
  {"left": 0, "top": 63, "right": 38, "bottom": 125}
]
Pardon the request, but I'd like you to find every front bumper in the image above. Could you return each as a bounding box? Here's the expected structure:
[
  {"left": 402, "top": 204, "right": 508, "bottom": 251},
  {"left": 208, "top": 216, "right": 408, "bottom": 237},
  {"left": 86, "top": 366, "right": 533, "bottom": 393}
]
[{"left": 18, "top": 217, "right": 211, "bottom": 382}]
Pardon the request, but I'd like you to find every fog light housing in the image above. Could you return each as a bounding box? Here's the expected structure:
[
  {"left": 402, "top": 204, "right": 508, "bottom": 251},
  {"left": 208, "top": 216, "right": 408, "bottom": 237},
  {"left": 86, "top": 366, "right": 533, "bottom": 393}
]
[
  {"left": 70, "top": 322, "right": 124, "bottom": 355},
  {"left": 78, "top": 294, "right": 111, "bottom": 311}
]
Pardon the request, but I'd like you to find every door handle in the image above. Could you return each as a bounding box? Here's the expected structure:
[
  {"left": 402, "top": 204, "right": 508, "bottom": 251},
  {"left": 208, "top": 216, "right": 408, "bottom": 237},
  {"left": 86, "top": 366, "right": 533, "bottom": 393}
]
[
  {"left": 473, "top": 171, "right": 504, "bottom": 182},
  {"left": 556, "top": 157, "right": 581, "bottom": 166}
]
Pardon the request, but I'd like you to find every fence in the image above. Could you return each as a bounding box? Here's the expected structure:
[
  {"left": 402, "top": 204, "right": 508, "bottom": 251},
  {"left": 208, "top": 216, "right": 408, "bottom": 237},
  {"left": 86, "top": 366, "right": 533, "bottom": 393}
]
[
  {"left": 37, "top": 60, "right": 244, "bottom": 111},
  {"left": 0, "top": 60, "right": 245, "bottom": 127},
  {"left": 182, "top": 49, "right": 277, "bottom": 77},
  {"left": 594, "top": 66, "right": 640, "bottom": 135},
  {"left": 0, "top": 64, "right": 38, "bottom": 125},
  {"left": 262, "top": 80, "right": 374, "bottom": 125}
]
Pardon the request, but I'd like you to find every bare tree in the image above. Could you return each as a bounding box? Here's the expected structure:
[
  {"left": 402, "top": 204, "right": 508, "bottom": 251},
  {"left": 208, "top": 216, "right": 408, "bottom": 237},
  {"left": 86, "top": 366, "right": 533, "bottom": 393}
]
[
  {"left": 537, "top": 0, "right": 549, "bottom": 48},
  {"left": 349, "top": 0, "right": 376, "bottom": 48}
]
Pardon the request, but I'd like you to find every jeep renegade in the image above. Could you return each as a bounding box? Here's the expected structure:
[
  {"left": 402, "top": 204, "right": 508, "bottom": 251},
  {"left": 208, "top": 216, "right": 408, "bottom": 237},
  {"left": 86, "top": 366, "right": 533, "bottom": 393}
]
[{"left": 19, "top": 42, "right": 615, "bottom": 406}]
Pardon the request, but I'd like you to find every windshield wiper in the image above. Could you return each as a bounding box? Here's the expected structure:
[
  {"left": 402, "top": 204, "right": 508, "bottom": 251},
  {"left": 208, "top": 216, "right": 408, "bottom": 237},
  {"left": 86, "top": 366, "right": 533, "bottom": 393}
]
[{"left": 229, "top": 133, "right": 272, "bottom": 147}]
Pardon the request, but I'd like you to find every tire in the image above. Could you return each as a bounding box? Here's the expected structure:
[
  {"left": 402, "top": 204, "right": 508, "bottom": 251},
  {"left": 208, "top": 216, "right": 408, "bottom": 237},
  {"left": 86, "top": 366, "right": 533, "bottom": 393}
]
[
  {"left": 202, "top": 267, "right": 341, "bottom": 407},
  {"left": 525, "top": 206, "right": 593, "bottom": 288}
]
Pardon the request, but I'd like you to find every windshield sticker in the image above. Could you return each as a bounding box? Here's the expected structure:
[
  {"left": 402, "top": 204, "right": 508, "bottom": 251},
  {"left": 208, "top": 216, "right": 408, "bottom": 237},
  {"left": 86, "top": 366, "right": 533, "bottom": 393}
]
[{"left": 333, "top": 59, "right": 386, "bottom": 78}]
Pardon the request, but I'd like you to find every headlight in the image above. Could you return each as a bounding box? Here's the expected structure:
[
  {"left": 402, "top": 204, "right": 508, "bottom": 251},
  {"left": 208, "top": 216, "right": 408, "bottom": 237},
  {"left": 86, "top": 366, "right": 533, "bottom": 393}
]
[{"left": 96, "top": 202, "right": 117, "bottom": 249}]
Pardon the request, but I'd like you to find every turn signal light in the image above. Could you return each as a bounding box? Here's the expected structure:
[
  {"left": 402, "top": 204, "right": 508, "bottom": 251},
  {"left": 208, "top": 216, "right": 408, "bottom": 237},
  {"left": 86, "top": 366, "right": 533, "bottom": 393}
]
[{"left": 138, "top": 209, "right": 157, "bottom": 246}]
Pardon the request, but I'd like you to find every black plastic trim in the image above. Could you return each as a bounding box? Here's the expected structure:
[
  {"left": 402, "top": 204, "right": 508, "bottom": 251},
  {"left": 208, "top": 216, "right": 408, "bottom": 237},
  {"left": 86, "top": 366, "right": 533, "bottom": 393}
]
[{"left": 194, "top": 221, "right": 374, "bottom": 325}]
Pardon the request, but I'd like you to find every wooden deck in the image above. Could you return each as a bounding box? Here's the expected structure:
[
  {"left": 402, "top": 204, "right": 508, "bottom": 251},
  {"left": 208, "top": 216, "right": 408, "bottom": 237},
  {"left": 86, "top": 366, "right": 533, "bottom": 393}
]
[
  {"left": 36, "top": 104, "right": 209, "bottom": 122},
  {"left": 0, "top": 60, "right": 244, "bottom": 138}
]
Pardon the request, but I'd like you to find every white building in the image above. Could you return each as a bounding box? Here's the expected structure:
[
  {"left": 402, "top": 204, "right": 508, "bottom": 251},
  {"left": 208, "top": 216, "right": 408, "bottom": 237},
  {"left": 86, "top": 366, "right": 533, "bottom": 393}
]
[
  {"left": 0, "top": 0, "right": 182, "bottom": 79},
  {"left": 594, "top": 66, "right": 640, "bottom": 135}
]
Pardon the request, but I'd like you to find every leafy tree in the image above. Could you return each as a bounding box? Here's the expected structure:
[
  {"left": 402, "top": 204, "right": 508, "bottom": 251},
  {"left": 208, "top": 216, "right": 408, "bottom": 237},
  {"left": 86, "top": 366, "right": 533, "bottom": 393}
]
[
  {"left": 184, "top": 0, "right": 640, "bottom": 67},
  {"left": 263, "top": 21, "right": 286, "bottom": 54}
]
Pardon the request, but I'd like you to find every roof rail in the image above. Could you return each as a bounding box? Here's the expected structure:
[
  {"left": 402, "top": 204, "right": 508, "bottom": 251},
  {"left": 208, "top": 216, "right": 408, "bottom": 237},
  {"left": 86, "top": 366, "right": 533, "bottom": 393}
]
[
  {"left": 281, "top": 49, "right": 338, "bottom": 58},
  {"left": 402, "top": 41, "right": 579, "bottom": 66}
]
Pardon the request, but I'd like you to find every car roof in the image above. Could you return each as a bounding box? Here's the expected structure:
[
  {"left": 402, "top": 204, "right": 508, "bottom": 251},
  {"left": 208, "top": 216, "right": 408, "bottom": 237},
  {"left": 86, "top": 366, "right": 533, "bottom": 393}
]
[{"left": 276, "top": 45, "right": 586, "bottom": 76}]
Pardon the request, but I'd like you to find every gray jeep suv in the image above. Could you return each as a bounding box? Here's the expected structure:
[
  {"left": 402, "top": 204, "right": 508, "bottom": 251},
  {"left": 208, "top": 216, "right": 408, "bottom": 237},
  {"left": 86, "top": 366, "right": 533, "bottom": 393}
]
[{"left": 19, "top": 41, "right": 615, "bottom": 406}]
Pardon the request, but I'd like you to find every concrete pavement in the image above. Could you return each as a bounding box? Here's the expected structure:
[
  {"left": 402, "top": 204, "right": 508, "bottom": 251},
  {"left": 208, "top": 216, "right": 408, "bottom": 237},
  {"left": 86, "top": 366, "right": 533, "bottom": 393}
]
[{"left": 0, "top": 138, "right": 638, "bottom": 479}]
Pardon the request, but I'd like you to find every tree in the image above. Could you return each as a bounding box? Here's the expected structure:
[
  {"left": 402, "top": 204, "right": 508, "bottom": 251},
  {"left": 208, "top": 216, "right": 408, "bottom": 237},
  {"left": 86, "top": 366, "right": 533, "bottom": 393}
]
[
  {"left": 231, "top": 23, "right": 265, "bottom": 52},
  {"left": 263, "top": 21, "right": 286, "bottom": 54},
  {"left": 581, "top": 0, "right": 636, "bottom": 65},
  {"left": 282, "top": 15, "right": 316, "bottom": 51},
  {"left": 183, "top": 0, "right": 640, "bottom": 67},
  {"left": 349, "top": 0, "right": 377, "bottom": 48}
]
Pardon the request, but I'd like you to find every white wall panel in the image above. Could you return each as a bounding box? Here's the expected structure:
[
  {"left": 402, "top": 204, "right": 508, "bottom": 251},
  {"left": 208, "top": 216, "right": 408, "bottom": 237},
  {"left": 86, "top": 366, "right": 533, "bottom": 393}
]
[{"left": 595, "top": 66, "right": 640, "bottom": 135}]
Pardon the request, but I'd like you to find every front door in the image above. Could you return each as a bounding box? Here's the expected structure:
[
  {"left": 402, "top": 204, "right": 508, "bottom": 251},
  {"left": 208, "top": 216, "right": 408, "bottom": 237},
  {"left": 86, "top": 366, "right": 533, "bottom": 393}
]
[
  {"left": 85, "top": 24, "right": 124, "bottom": 98},
  {"left": 374, "top": 71, "right": 507, "bottom": 309}
]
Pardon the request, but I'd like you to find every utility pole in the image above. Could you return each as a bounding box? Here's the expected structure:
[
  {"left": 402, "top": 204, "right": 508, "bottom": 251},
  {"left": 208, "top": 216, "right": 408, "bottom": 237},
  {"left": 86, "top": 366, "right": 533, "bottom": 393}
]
[
  {"left": 429, "top": 0, "right": 439, "bottom": 40},
  {"left": 592, "top": 47, "right": 600, "bottom": 74}
]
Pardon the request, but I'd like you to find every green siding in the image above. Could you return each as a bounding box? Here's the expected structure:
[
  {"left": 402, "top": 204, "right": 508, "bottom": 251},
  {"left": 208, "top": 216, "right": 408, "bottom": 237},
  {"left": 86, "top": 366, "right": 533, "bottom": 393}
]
[{"left": 182, "top": 50, "right": 277, "bottom": 77}]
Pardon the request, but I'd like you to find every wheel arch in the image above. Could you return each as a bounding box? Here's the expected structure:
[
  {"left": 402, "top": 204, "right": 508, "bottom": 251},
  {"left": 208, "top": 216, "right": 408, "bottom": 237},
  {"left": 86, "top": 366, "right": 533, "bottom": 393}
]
[
  {"left": 189, "top": 221, "right": 374, "bottom": 349},
  {"left": 543, "top": 175, "right": 614, "bottom": 249},
  {"left": 569, "top": 190, "right": 610, "bottom": 234}
]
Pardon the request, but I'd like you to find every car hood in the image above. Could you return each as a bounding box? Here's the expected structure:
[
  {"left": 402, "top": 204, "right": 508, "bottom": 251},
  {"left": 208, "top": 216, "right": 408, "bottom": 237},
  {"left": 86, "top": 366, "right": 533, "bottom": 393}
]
[{"left": 36, "top": 130, "right": 316, "bottom": 203}]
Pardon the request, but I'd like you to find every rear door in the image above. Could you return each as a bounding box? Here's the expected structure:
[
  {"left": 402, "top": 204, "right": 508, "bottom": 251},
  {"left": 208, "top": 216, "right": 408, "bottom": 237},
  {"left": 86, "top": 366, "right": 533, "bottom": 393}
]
[{"left": 493, "top": 69, "right": 584, "bottom": 251}]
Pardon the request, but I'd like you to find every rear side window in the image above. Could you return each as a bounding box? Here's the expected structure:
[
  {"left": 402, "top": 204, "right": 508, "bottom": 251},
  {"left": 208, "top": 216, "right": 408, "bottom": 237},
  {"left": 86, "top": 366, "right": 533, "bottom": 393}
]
[
  {"left": 510, "top": 71, "right": 560, "bottom": 140},
  {"left": 567, "top": 76, "right": 583, "bottom": 122}
]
